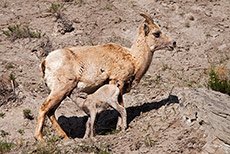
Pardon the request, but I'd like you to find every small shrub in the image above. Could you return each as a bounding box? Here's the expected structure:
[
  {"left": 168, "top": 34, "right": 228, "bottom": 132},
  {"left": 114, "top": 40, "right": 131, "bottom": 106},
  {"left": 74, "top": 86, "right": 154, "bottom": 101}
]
[
  {"left": 31, "top": 142, "right": 61, "bottom": 154},
  {"left": 144, "top": 135, "right": 157, "bottom": 147},
  {"left": 5, "top": 63, "right": 14, "bottom": 69},
  {"left": 74, "top": 143, "right": 110, "bottom": 154},
  {"left": 0, "top": 141, "right": 15, "bottom": 153},
  {"left": 18, "top": 129, "right": 25, "bottom": 135},
  {"left": 0, "top": 130, "right": 9, "bottom": 138},
  {"left": 2, "top": 25, "right": 41, "bottom": 42},
  {"left": 0, "top": 113, "right": 5, "bottom": 118},
  {"left": 23, "top": 109, "right": 34, "bottom": 120},
  {"left": 48, "top": 2, "right": 65, "bottom": 19},
  {"left": 208, "top": 66, "right": 230, "bottom": 95},
  {"left": 185, "top": 22, "right": 190, "bottom": 28},
  {"left": 9, "top": 73, "right": 15, "bottom": 81},
  {"left": 48, "top": 3, "right": 65, "bottom": 13}
]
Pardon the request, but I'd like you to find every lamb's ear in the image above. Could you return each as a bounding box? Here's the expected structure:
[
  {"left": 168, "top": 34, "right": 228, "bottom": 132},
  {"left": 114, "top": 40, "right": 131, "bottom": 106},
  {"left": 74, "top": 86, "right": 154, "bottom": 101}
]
[{"left": 143, "top": 23, "right": 150, "bottom": 36}]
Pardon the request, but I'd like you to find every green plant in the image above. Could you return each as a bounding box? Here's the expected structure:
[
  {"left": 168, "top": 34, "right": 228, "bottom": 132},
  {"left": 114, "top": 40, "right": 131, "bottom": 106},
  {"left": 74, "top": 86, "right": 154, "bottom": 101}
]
[
  {"left": 47, "top": 135, "right": 62, "bottom": 143},
  {"left": 208, "top": 66, "right": 230, "bottom": 95},
  {"left": 73, "top": 143, "right": 110, "bottom": 154},
  {"left": 0, "top": 141, "right": 15, "bottom": 153},
  {"left": 0, "top": 130, "right": 9, "bottom": 138},
  {"left": 5, "top": 63, "right": 14, "bottom": 69},
  {"left": 48, "top": 3, "right": 65, "bottom": 13},
  {"left": 2, "top": 25, "right": 41, "bottom": 41},
  {"left": 18, "top": 129, "right": 25, "bottom": 135},
  {"left": 0, "top": 113, "right": 5, "bottom": 119},
  {"left": 185, "top": 22, "right": 190, "bottom": 28},
  {"left": 9, "top": 73, "right": 15, "bottom": 81},
  {"left": 105, "top": 129, "right": 120, "bottom": 135},
  {"left": 23, "top": 109, "right": 34, "bottom": 120},
  {"left": 144, "top": 135, "right": 157, "bottom": 147},
  {"left": 31, "top": 142, "right": 61, "bottom": 154}
]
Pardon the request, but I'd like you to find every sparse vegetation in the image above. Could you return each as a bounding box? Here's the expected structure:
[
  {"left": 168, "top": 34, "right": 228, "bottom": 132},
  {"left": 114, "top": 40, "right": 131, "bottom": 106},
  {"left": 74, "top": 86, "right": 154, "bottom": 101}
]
[
  {"left": 73, "top": 143, "right": 110, "bottom": 154},
  {"left": 208, "top": 66, "right": 230, "bottom": 95},
  {"left": 23, "top": 109, "right": 34, "bottom": 120},
  {"left": 5, "top": 63, "right": 14, "bottom": 69},
  {"left": 185, "top": 22, "right": 190, "bottom": 28},
  {"left": 0, "top": 113, "right": 5, "bottom": 118},
  {"left": 0, "top": 141, "right": 15, "bottom": 153},
  {"left": 0, "top": 130, "right": 9, "bottom": 138},
  {"left": 18, "top": 129, "right": 25, "bottom": 135},
  {"left": 2, "top": 25, "right": 41, "bottom": 42},
  {"left": 48, "top": 2, "right": 65, "bottom": 19},
  {"left": 48, "top": 3, "right": 65, "bottom": 13},
  {"left": 144, "top": 135, "right": 158, "bottom": 147},
  {"left": 30, "top": 142, "right": 61, "bottom": 154}
]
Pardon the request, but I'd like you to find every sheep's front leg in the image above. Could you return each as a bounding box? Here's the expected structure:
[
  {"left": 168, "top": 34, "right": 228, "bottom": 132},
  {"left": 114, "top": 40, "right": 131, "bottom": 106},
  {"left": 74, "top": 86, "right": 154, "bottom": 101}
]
[{"left": 116, "top": 93, "right": 124, "bottom": 130}]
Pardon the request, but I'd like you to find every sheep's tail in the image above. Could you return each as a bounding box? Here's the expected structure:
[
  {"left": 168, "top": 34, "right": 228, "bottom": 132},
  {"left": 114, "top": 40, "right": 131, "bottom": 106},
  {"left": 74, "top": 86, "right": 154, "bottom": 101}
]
[{"left": 40, "top": 59, "right": 46, "bottom": 78}]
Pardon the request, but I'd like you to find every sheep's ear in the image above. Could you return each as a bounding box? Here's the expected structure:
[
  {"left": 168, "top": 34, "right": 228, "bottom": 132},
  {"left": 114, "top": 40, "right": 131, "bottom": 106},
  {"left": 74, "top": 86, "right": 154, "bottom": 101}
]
[{"left": 143, "top": 24, "right": 150, "bottom": 36}]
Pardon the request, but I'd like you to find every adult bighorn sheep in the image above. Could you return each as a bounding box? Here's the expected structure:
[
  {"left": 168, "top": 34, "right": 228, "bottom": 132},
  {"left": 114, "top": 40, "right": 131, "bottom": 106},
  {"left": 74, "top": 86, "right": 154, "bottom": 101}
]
[{"left": 34, "top": 13, "right": 176, "bottom": 141}]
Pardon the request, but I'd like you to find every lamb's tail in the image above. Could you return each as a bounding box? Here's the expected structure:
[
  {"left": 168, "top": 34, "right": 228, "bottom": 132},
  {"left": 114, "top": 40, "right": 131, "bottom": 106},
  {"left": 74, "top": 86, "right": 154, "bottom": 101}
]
[{"left": 40, "top": 59, "right": 46, "bottom": 78}]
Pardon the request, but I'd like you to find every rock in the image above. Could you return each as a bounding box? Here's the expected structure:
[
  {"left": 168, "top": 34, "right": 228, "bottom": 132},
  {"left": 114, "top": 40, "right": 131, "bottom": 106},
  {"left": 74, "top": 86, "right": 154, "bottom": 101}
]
[{"left": 177, "top": 88, "right": 230, "bottom": 152}]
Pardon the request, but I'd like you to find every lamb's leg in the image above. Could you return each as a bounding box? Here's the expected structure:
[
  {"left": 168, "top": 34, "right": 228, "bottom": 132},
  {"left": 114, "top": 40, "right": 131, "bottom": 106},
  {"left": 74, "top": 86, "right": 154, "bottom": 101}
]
[
  {"left": 34, "top": 82, "right": 76, "bottom": 141},
  {"left": 83, "top": 117, "right": 91, "bottom": 139},
  {"left": 89, "top": 111, "right": 97, "bottom": 138}
]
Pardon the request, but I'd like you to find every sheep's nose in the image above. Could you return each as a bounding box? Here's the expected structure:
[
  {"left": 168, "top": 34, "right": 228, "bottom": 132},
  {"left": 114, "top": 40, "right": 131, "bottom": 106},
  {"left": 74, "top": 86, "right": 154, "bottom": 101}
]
[{"left": 173, "top": 41, "right": 176, "bottom": 48}]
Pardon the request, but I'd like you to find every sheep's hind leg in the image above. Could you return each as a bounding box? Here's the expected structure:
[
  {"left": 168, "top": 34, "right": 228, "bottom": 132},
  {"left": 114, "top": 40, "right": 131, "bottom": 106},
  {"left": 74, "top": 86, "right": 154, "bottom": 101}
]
[{"left": 34, "top": 81, "right": 77, "bottom": 141}]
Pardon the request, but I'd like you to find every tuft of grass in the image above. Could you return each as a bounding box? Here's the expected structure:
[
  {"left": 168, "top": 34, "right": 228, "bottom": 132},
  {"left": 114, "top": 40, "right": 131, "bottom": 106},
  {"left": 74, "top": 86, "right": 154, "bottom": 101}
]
[
  {"left": 2, "top": 25, "right": 41, "bottom": 42},
  {"left": 47, "top": 135, "right": 62, "bottom": 143},
  {"left": 208, "top": 66, "right": 230, "bottom": 95},
  {"left": 48, "top": 3, "right": 65, "bottom": 13},
  {"left": 48, "top": 2, "right": 65, "bottom": 20},
  {"left": 31, "top": 142, "right": 61, "bottom": 154},
  {"left": 105, "top": 129, "right": 120, "bottom": 135},
  {"left": 9, "top": 73, "right": 15, "bottom": 81},
  {"left": 0, "top": 141, "right": 15, "bottom": 153},
  {"left": 0, "top": 113, "right": 5, "bottom": 119},
  {"left": 73, "top": 143, "right": 110, "bottom": 154},
  {"left": 0, "top": 130, "right": 9, "bottom": 138},
  {"left": 5, "top": 63, "right": 14, "bottom": 69},
  {"left": 144, "top": 135, "right": 158, "bottom": 147},
  {"left": 114, "top": 17, "right": 122, "bottom": 24},
  {"left": 18, "top": 129, "right": 25, "bottom": 135},
  {"left": 23, "top": 109, "right": 34, "bottom": 120},
  {"left": 185, "top": 22, "right": 190, "bottom": 28}
]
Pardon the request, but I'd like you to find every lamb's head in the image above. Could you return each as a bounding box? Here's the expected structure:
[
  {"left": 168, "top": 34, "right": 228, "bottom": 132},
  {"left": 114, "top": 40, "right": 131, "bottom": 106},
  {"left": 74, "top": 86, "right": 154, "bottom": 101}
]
[{"left": 140, "top": 13, "right": 176, "bottom": 52}]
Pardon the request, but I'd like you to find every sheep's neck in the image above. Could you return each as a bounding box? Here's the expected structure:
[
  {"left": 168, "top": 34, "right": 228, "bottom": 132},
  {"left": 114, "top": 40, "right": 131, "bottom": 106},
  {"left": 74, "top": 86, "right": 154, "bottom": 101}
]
[{"left": 130, "top": 35, "right": 153, "bottom": 83}]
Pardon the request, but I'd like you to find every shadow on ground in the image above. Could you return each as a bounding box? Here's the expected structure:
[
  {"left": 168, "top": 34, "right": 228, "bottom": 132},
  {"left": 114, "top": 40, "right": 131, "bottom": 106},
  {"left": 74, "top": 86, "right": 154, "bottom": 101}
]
[{"left": 58, "top": 94, "right": 179, "bottom": 139}]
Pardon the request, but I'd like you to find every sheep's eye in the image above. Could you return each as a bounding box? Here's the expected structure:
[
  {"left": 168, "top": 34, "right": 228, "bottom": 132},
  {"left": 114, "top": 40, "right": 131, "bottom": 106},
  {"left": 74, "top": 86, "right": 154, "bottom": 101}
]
[{"left": 153, "top": 31, "right": 161, "bottom": 38}]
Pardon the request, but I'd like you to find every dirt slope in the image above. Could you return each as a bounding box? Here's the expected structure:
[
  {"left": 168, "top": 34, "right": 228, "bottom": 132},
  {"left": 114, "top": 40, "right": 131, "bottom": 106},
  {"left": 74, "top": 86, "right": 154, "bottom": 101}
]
[{"left": 0, "top": 0, "right": 230, "bottom": 153}]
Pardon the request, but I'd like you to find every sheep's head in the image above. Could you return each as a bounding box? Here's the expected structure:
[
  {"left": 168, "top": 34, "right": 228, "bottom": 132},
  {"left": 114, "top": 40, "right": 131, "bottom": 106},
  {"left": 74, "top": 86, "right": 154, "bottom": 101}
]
[{"left": 140, "top": 13, "right": 176, "bottom": 52}]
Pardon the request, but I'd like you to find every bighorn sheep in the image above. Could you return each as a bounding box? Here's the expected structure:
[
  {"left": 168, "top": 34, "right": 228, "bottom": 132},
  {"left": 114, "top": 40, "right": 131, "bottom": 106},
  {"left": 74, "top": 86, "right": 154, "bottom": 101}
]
[
  {"left": 72, "top": 84, "right": 126, "bottom": 138},
  {"left": 34, "top": 13, "right": 176, "bottom": 141}
]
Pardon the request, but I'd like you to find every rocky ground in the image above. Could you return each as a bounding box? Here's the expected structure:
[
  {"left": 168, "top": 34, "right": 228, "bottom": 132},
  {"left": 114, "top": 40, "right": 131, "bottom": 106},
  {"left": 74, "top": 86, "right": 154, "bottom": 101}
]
[{"left": 0, "top": 0, "right": 230, "bottom": 153}]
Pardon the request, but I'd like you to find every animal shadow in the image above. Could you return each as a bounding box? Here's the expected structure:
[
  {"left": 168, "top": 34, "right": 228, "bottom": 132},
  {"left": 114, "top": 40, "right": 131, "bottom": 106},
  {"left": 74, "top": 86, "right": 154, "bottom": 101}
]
[{"left": 57, "top": 94, "right": 179, "bottom": 139}]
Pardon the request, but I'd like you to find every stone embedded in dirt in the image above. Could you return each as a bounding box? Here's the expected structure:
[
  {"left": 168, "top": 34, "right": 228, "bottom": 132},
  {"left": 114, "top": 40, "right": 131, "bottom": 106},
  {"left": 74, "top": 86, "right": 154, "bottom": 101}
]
[
  {"left": 177, "top": 88, "right": 230, "bottom": 152},
  {"left": 56, "top": 17, "right": 75, "bottom": 34}
]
